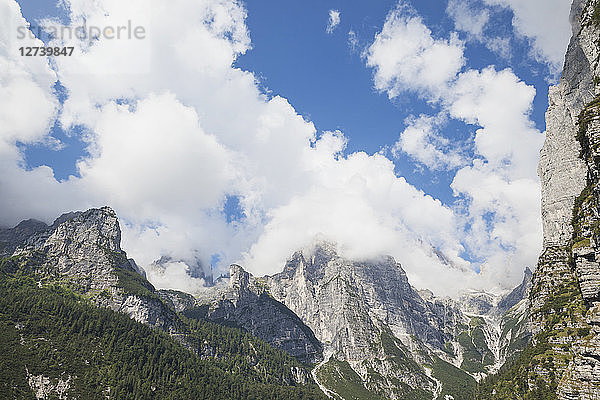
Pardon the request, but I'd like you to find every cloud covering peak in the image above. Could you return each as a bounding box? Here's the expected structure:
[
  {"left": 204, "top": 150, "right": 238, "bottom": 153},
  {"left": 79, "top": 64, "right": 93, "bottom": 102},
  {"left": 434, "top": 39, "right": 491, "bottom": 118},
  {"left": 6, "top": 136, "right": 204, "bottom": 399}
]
[{"left": 0, "top": 0, "right": 568, "bottom": 297}]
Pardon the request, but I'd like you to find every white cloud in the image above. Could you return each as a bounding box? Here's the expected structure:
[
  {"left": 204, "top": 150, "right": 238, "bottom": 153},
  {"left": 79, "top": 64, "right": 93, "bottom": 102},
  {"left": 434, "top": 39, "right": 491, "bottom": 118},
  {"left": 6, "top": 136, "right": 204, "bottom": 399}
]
[
  {"left": 393, "top": 114, "right": 466, "bottom": 170},
  {"left": 447, "top": 0, "right": 490, "bottom": 38},
  {"left": 448, "top": 68, "right": 544, "bottom": 283},
  {"left": 347, "top": 29, "right": 359, "bottom": 51},
  {"left": 483, "top": 0, "right": 571, "bottom": 72},
  {"left": 446, "top": 0, "right": 512, "bottom": 59},
  {"left": 365, "top": 6, "right": 465, "bottom": 98},
  {"left": 367, "top": 4, "right": 544, "bottom": 287},
  {"left": 326, "top": 10, "right": 341, "bottom": 34},
  {"left": 144, "top": 260, "right": 207, "bottom": 295},
  {"left": 243, "top": 136, "right": 472, "bottom": 296},
  {"left": 0, "top": 0, "right": 547, "bottom": 298},
  {"left": 446, "top": 0, "right": 571, "bottom": 70},
  {"left": 0, "top": 1, "right": 58, "bottom": 147}
]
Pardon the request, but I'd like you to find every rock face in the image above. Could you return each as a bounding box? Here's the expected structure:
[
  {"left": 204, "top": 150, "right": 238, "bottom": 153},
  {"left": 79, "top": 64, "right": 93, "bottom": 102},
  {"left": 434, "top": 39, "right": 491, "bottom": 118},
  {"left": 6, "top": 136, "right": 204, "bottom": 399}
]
[
  {"left": 201, "top": 243, "right": 531, "bottom": 399},
  {"left": 0, "top": 207, "right": 179, "bottom": 331},
  {"left": 498, "top": 267, "right": 532, "bottom": 313},
  {"left": 200, "top": 264, "right": 323, "bottom": 364},
  {"left": 538, "top": 0, "right": 591, "bottom": 249},
  {"left": 513, "top": 0, "right": 600, "bottom": 397},
  {"left": 265, "top": 244, "right": 449, "bottom": 398},
  {"left": 266, "top": 243, "right": 448, "bottom": 353}
]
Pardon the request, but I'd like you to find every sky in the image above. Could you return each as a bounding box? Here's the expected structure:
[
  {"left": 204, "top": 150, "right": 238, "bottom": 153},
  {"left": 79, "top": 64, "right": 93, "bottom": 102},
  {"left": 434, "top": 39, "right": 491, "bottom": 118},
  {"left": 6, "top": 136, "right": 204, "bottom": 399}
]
[{"left": 0, "top": 0, "right": 573, "bottom": 296}]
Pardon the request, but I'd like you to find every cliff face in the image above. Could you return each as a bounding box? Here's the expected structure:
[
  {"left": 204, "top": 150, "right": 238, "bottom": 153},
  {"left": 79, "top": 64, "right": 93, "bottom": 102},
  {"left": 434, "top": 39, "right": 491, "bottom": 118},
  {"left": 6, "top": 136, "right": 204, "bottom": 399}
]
[
  {"left": 532, "top": 0, "right": 594, "bottom": 324},
  {"left": 487, "top": 1, "right": 600, "bottom": 398},
  {"left": 203, "top": 243, "right": 530, "bottom": 399},
  {"left": 0, "top": 207, "right": 179, "bottom": 330},
  {"left": 199, "top": 264, "right": 324, "bottom": 364},
  {"left": 265, "top": 243, "right": 445, "bottom": 398}
]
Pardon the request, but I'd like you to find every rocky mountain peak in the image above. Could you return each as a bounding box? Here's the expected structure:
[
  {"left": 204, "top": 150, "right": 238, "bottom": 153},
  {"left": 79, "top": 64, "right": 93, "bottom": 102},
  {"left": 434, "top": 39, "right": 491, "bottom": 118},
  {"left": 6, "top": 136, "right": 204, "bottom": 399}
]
[
  {"left": 497, "top": 267, "right": 533, "bottom": 313},
  {"left": 2, "top": 207, "right": 179, "bottom": 330},
  {"left": 229, "top": 263, "right": 250, "bottom": 288},
  {"left": 46, "top": 207, "right": 122, "bottom": 255}
]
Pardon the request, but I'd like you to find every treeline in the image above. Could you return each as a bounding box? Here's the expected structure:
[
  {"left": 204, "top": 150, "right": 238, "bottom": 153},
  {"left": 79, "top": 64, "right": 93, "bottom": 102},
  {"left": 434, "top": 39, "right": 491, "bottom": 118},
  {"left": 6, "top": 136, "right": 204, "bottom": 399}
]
[{"left": 0, "top": 269, "right": 325, "bottom": 399}]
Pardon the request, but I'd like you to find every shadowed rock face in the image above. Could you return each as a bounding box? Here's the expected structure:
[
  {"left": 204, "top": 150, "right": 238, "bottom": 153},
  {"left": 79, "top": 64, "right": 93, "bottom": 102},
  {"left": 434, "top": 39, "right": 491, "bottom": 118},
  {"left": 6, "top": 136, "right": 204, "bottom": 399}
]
[
  {"left": 498, "top": 267, "right": 532, "bottom": 314},
  {"left": 0, "top": 219, "right": 48, "bottom": 256},
  {"left": 200, "top": 264, "right": 323, "bottom": 364},
  {"left": 1, "top": 207, "right": 179, "bottom": 331}
]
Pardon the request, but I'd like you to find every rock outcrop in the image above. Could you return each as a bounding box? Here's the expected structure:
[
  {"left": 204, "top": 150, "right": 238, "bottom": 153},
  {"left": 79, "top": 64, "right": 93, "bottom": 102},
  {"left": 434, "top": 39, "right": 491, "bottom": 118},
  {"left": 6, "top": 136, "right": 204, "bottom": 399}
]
[
  {"left": 203, "top": 243, "right": 532, "bottom": 399},
  {"left": 486, "top": 1, "right": 600, "bottom": 397},
  {"left": 0, "top": 207, "right": 180, "bottom": 331},
  {"left": 200, "top": 264, "right": 323, "bottom": 364}
]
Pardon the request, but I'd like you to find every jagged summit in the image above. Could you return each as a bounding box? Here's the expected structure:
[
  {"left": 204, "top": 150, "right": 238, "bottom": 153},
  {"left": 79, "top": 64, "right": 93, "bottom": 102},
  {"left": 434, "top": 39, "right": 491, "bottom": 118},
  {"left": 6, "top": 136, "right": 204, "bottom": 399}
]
[
  {"left": 1, "top": 206, "right": 179, "bottom": 330},
  {"left": 497, "top": 267, "right": 533, "bottom": 313}
]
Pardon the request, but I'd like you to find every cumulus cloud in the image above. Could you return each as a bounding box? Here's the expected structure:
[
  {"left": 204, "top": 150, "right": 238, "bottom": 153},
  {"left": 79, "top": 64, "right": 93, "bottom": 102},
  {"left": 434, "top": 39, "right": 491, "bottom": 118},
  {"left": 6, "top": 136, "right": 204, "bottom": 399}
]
[
  {"left": 448, "top": 0, "right": 570, "bottom": 73},
  {"left": 367, "top": 3, "right": 544, "bottom": 287},
  {"left": 446, "top": 0, "right": 511, "bottom": 59},
  {"left": 365, "top": 5, "right": 465, "bottom": 98},
  {"left": 448, "top": 68, "right": 544, "bottom": 283},
  {"left": 144, "top": 260, "right": 207, "bottom": 295},
  {"left": 326, "top": 10, "right": 341, "bottom": 34},
  {"left": 447, "top": 0, "right": 490, "bottom": 38},
  {"left": 5, "top": 0, "right": 463, "bottom": 296},
  {"left": 1, "top": 0, "right": 548, "bottom": 297},
  {"left": 393, "top": 114, "right": 466, "bottom": 170},
  {"left": 0, "top": 1, "right": 57, "bottom": 148},
  {"left": 244, "top": 133, "right": 472, "bottom": 295},
  {"left": 485, "top": 0, "right": 571, "bottom": 71}
]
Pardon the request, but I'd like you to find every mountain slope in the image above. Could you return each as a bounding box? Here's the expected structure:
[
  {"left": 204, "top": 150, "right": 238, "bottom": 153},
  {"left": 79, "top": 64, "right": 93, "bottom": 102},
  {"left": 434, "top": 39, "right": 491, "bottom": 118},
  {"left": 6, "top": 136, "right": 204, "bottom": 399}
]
[
  {"left": 0, "top": 207, "right": 325, "bottom": 399},
  {"left": 478, "top": 1, "right": 600, "bottom": 398},
  {"left": 0, "top": 207, "right": 179, "bottom": 330},
  {"left": 199, "top": 243, "right": 531, "bottom": 400}
]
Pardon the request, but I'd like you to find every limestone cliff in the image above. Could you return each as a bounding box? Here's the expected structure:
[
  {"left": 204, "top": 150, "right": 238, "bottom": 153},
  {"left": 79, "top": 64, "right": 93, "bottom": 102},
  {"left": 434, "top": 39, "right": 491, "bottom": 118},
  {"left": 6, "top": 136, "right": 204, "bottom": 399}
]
[
  {"left": 0, "top": 207, "right": 180, "bottom": 331},
  {"left": 205, "top": 243, "right": 532, "bottom": 399},
  {"left": 196, "top": 264, "right": 324, "bottom": 364},
  {"left": 481, "top": 1, "right": 600, "bottom": 398}
]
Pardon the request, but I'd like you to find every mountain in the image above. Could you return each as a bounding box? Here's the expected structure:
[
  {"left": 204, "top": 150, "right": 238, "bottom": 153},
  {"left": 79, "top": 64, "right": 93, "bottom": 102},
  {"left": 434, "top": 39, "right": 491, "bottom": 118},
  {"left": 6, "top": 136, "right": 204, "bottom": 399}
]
[
  {"left": 170, "top": 263, "right": 324, "bottom": 364},
  {"left": 0, "top": 207, "right": 325, "bottom": 399},
  {"left": 0, "top": 207, "right": 180, "bottom": 330},
  {"left": 0, "top": 207, "right": 535, "bottom": 400},
  {"left": 478, "top": 0, "right": 600, "bottom": 398},
  {"left": 196, "top": 242, "right": 533, "bottom": 400}
]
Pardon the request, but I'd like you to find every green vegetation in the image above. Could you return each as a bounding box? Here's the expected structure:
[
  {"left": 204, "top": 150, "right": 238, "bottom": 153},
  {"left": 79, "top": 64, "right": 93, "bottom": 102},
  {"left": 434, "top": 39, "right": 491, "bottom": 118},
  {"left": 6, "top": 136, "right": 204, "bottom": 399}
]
[
  {"left": 380, "top": 330, "right": 425, "bottom": 375},
  {"left": 476, "top": 275, "right": 589, "bottom": 399},
  {"left": 591, "top": 0, "right": 600, "bottom": 27},
  {"left": 456, "top": 318, "right": 494, "bottom": 374},
  {"left": 576, "top": 95, "right": 600, "bottom": 157},
  {"left": 0, "top": 266, "right": 325, "bottom": 399},
  {"left": 315, "top": 359, "right": 382, "bottom": 400},
  {"left": 477, "top": 93, "right": 600, "bottom": 398},
  {"left": 476, "top": 337, "right": 559, "bottom": 399},
  {"left": 115, "top": 267, "right": 159, "bottom": 301},
  {"left": 430, "top": 356, "right": 477, "bottom": 400},
  {"left": 500, "top": 310, "right": 530, "bottom": 357}
]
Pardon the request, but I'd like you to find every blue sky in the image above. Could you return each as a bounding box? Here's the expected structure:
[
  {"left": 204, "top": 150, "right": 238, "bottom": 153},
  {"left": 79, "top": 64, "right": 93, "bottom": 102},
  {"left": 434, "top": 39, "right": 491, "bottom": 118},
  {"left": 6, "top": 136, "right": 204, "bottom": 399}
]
[
  {"left": 2, "top": 0, "right": 572, "bottom": 295},
  {"left": 19, "top": 0, "right": 552, "bottom": 204}
]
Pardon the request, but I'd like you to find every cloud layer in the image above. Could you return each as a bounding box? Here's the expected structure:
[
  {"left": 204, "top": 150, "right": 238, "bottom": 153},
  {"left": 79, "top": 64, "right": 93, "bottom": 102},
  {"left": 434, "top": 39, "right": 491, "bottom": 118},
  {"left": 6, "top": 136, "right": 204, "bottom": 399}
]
[
  {"left": 366, "top": 3, "right": 544, "bottom": 290},
  {"left": 0, "top": 0, "right": 564, "bottom": 297}
]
